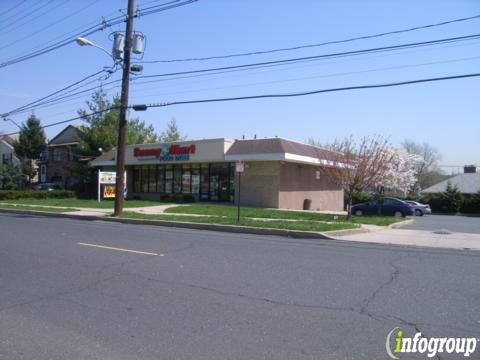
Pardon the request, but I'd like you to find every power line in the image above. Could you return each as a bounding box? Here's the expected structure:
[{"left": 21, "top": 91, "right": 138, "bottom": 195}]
[
  {"left": 135, "top": 34, "right": 480, "bottom": 80},
  {"left": 140, "top": 13, "right": 480, "bottom": 63},
  {"left": 1, "top": 66, "right": 118, "bottom": 118},
  {"left": 7, "top": 34, "right": 479, "bottom": 118},
  {"left": 3, "top": 106, "right": 121, "bottom": 136},
  {"left": 0, "top": 0, "right": 28, "bottom": 20},
  {"left": 129, "top": 56, "right": 480, "bottom": 99},
  {"left": 138, "top": 72, "right": 480, "bottom": 109},
  {"left": 0, "top": 0, "right": 70, "bottom": 37},
  {"left": 0, "top": 1, "right": 48, "bottom": 32},
  {"left": 7, "top": 71, "right": 476, "bottom": 135},
  {"left": 0, "top": 0, "right": 197, "bottom": 69},
  {"left": 0, "top": 0, "right": 99, "bottom": 52}
]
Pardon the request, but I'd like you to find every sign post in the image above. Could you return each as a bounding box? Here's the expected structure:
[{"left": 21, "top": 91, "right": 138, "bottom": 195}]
[
  {"left": 235, "top": 160, "right": 245, "bottom": 223},
  {"left": 98, "top": 171, "right": 122, "bottom": 203}
]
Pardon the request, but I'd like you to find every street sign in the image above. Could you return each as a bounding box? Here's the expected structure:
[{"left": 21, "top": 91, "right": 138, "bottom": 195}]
[
  {"left": 99, "top": 171, "right": 116, "bottom": 184},
  {"left": 235, "top": 160, "right": 245, "bottom": 173}
]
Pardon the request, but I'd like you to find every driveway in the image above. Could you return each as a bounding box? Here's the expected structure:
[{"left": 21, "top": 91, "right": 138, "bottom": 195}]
[
  {"left": 335, "top": 215, "right": 480, "bottom": 250},
  {"left": 401, "top": 214, "right": 480, "bottom": 234}
]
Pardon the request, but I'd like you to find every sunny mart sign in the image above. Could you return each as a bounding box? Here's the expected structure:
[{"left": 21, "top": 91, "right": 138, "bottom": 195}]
[{"left": 133, "top": 144, "right": 196, "bottom": 162}]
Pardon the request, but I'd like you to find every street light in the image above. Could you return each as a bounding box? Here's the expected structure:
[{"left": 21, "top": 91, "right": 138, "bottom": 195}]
[
  {"left": 75, "top": 37, "right": 114, "bottom": 61},
  {"left": 2, "top": 117, "right": 21, "bottom": 129}
]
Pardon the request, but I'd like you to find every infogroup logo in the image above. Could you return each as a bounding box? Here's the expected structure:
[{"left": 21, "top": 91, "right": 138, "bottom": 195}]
[{"left": 386, "top": 327, "right": 478, "bottom": 358}]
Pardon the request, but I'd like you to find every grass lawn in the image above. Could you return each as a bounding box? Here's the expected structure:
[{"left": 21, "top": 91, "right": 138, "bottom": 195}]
[
  {"left": 119, "top": 212, "right": 360, "bottom": 232},
  {"left": 164, "top": 204, "right": 404, "bottom": 226},
  {"left": 0, "top": 204, "right": 78, "bottom": 213},
  {"left": 0, "top": 198, "right": 165, "bottom": 209}
]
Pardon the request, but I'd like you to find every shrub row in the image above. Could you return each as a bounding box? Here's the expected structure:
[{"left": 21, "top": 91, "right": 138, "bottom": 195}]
[
  {"left": 419, "top": 193, "right": 480, "bottom": 214},
  {"left": 0, "top": 190, "right": 76, "bottom": 200}
]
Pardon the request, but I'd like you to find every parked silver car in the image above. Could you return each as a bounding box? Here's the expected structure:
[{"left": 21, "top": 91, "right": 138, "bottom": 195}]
[{"left": 405, "top": 200, "right": 432, "bottom": 216}]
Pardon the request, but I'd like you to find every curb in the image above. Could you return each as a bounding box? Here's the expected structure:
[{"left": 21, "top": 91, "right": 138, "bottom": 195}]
[
  {"left": 0, "top": 208, "right": 364, "bottom": 240},
  {"left": 389, "top": 218, "right": 414, "bottom": 229}
]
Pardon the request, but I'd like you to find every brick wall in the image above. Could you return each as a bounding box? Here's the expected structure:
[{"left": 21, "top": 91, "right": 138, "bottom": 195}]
[
  {"left": 46, "top": 145, "right": 78, "bottom": 182},
  {"left": 278, "top": 162, "right": 344, "bottom": 211}
]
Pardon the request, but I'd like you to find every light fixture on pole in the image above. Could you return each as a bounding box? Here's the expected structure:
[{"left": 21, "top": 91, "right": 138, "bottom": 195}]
[
  {"left": 2, "top": 116, "right": 21, "bottom": 129},
  {"left": 75, "top": 37, "right": 114, "bottom": 60}
]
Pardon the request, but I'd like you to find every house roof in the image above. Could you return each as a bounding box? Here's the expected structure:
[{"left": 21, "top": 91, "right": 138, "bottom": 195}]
[
  {"left": 94, "top": 149, "right": 116, "bottom": 162},
  {"left": 421, "top": 173, "right": 480, "bottom": 194},
  {"left": 225, "top": 138, "right": 343, "bottom": 164},
  {"left": 48, "top": 125, "right": 82, "bottom": 146},
  {"left": 0, "top": 134, "right": 16, "bottom": 147}
]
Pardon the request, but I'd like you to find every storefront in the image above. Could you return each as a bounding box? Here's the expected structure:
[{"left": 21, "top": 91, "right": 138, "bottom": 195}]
[{"left": 91, "top": 137, "right": 345, "bottom": 211}]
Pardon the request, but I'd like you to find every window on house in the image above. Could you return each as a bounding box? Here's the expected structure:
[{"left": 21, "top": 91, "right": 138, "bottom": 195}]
[
  {"left": 53, "top": 148, "right": 62, "bottom": 161},
  {"left": 68, "top": 147, "right": 75, "bottom": 161},
  {"left": 2, "top": 153, "right": 12, "bottom": 165}
]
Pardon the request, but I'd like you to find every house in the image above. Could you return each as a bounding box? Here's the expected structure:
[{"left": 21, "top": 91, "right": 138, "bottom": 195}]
[
  {"left": 0, "top": 134, "right": 22, "bottom": 189},
  {"left": 0, "top": 134, "right": 20, "bottom": 167},
  {"left": 421, "top": 165, "right": 480, "bottom": 195},
  {"left": 40, "top": 125, "right": 83, "bottom": 185}
]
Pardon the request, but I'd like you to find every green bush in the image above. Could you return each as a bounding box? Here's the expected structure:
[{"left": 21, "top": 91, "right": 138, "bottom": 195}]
[
  {"left": 0, "top": 190, "right": 75, "bottom": 201},
  {"left": 460, "top": 192, "right": 480, "bottom": 214},
  {"left": 439, "top": 182, "right": 463, "bottom": 213},
  {"left": 350, "top": 191, "right": 373, "bottom": 205}
]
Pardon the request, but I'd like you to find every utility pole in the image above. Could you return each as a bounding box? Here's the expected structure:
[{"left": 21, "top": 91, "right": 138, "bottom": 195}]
[{"left": 114, "top": 0, "right": 135, "bottom": 216}]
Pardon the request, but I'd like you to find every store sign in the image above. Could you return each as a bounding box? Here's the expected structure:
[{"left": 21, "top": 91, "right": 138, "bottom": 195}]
[
  {"left": 103, "top": 185, "right": 116, "bottom": 198},
  {"left": 99, "top": 171, "right": 116, "bottom": 184},
  {"left": 133, "top": 144, "right": 196, "bottom": 162}
]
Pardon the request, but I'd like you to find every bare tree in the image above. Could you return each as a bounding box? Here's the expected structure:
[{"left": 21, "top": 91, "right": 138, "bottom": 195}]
[
  {"left": 401, "top": 140, "right": 442, "bottom": 192},
  {"left": 321, "top": 135, "right": 393, "bottom": 217}
]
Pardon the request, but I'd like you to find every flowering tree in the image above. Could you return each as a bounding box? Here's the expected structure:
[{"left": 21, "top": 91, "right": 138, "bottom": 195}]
[
  {"left": 376, "top": 147, "right": 423, "bottom": 196},
  {"left": 321, "top": 135, "right": 393, "bottom": 217}
]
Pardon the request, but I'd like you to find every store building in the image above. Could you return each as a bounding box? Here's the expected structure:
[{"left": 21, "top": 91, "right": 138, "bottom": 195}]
[{"left": 90, "top": 137, "right": 345, "bottom": 211}]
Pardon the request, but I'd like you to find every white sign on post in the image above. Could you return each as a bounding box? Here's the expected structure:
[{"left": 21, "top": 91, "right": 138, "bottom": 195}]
[
  {"left": 99, "top": 171, "right": 116, "bottom": 184},
  {"left": 97, "top": 171, "right": 127, "bottom": 202},
  {"left": 235, "top": 160, "right": 245, "bottom": 173}
]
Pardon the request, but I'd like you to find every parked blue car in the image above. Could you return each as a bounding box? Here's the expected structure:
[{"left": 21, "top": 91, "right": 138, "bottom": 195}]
[{"left": 351, "top": 197, "right": 414, "bottom": 217}]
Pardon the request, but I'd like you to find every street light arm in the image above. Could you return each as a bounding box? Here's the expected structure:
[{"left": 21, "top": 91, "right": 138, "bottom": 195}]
[
  {"left": 2, "top": 117, "right": 21, "bottom": 129},
  {"left": 75, "top": 37, "right": 114, "bottom": 61}
]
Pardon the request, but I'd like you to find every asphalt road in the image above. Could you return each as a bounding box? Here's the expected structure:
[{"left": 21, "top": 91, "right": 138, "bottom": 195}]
[
  {"left": 403, "top": 214, "right": 480, "bottom": 234},
  {"left": 1, "top": 213, "right": 479, "bottom": 360}
]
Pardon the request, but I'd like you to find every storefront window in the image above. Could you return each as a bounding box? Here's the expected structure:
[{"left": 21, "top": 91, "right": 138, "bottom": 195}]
[
  {"left": 173, "top": 165, "right": 182, "bottom": 193},
  {"left": 192, "top": 164, "right": 200, "bottom": 196},
  {"left": 157, "top": 166, "right": 165, "bottom": 193},
  {"left": 210, "top": 163, "right": 230, "bottom": 201},
  {"left": 182, "top": 165, "right": 191, "bottom": 194},
  {"left": 142, "top": 166, "right": 149, "bottom": 193},
  {"left": 148, "top": 165, "right": 157, "bottom": 192},
  {"left": 200, "top": 163, "right": 209, "bottom": 200},
  {"left": 165, "top": 165, "right": 173, "bottom": 193},
  {"left": 133, "top": 166, "right": 141, "bottom": 193}
]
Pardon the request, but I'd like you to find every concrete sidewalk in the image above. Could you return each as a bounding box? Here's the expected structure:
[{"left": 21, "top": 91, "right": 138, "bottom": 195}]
[{"left": 335, "top": 227, "right": 480, "bottom": 250}]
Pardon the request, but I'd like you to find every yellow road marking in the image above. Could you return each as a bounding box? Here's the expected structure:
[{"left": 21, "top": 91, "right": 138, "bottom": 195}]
[{"left": 77, "top": 242, "right": 164, "bottom": 256}]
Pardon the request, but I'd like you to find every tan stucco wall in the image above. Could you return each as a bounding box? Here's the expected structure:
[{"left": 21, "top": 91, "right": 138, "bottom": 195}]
[
  {"left": 278, "top": 162, "right": 343, "bottom": 211},
  {"left": 235, "top": 161, "right": 280, "bottom": 208}
]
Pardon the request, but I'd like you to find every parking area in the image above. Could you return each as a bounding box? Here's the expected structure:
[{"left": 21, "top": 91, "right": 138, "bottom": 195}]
[{"left": 402, "top": 214, "right": 480, "bottom": 234}]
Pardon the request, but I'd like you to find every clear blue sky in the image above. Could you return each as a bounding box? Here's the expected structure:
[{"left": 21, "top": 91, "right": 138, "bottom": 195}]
[{"left": 0, "top": 0, "right": 479, "bottom": 171}]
